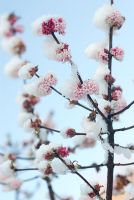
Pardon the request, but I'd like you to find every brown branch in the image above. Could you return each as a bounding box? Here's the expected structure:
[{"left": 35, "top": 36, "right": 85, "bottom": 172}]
[
  {"left": 56, "top": 154, "right": 104, "bottom": 200},
  {"left": 45, "top": 177, "right": 55, "bottom": 200},
  {"left": 110, "top": 101, "right": 134, "bottom": 117},
  {"left": 15, "top": 168, "right": 38, "bottom": 172},
  {"left": 51, "top": 33, "right": 108, "bottom": 122},
  {"left": 114, "top": 125, "right": 134, "bottom": 133},
  {"left": 114, "top": 162, "right": 134, "bottom": 167},
  {"left": 51, "top": 86, "right": 93, "bottom": 112}
]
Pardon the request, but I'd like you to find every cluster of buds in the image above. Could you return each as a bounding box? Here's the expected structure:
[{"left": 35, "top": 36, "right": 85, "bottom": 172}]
[
  {"left": 0, "top": 12, "right": 23, "bottom": 38},
  {"left": 41, "top": 17, "right": 66, "bottom": 35},
  {"left": 111, "top": 86, "right": 122, "bottom": 101},
  {"left": 106, "top": 10, "right": 125, "bottom": 29},
  {"left": 56, "top": 43, "right": 72, "bottom": 62}
]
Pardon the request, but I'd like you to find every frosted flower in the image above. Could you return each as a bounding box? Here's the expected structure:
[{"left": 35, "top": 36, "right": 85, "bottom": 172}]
[
  {"left": 112, "top": 98, "right": 127, "bottom": 113},
  {"left": 72, "top": 83, "right": 85, "bottom": 101},
  {"left": 80, "top": 182, "right": 103, "bottom": 199},
  {"left": 1, "top": 37, "right": 26, "bottom": 55},
  {"left": 18, "top": 63, "right": 38, "bottom": 80},
  {"left": 94, "top": 65, "right": 110, "bottom": 95},
  {"left": 82, "top": 80, "right": 99, "bottom": 95},
  {"left": 93, "top": 4, "right": 124, "bottom": 30},
  {"left": 85, "top": 40, "right": 107, "bottom": 61},
  {"left": 37, "top": 160, "right": 52, "bottom": 176},
  {"left": 98, "top": 49, "right": 108, "bottom": 64},
  {"left": 24, "top": 73, "right": 57, "bottom": 97},
  {"left": 0, "top": 13, "right": 23, "bottom": 37},
  {"left": 38, "top": 73, "right": 57, "bottom": 96},
  {"left": 110, "top": 47, "right": 124, "bottom": 61},
  {"left": 60, "top": 128, "right": 76, "bottom": 138},
  {"left": 35, "top": 143, "right": 69, "bottom": 163},
  {"left": 32, "top": 15, "right": 66, "bottom": 36},
  {"left": 4, "top": 57, "right": 25, "bottom": 78},
  {"left": 44, "top": 39, "right": 71, "bottom": 62},
  {"left": 111, "top": 86, "right": 122, "bottom": 101},
  {"left": 106, "top": 10, "right": 125, "bottom": 29},
  {"left": 55, "top": 43, "right": 72, "bottom": 62}
]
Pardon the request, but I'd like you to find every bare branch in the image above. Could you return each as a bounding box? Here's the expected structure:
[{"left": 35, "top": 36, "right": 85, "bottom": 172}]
[
  {"left": 110, "top": 101, "right": 134, "bottom": 117},
  {"left": 114, "top": 125, "right": 134, "bottom": 133}
]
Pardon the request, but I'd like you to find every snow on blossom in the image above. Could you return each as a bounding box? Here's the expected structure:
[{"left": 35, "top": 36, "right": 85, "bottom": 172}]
[
  {"left": 82, "top": 117, "right": 101, "bottom": 139},
  {"left": 18, "top": 112, "right": 34, "bottom": 127},
  {"left": 1, "top": 36, "right": 26, "bottom": 55},
  {"left": 111, "top": 98, "right": 127, "bottom": 113},
  {"left": 0, "top": 13, "right": 23, "bottom": 37},
  {"left": 24, "top": 72, "right": 57, "bottom": 97},
  {"left": 98, "top": 49, "right": 108, "bottom": 64},
  {"left": 110, "top": 47, "right": 124, "bottom": 61},
  {"left": 51, "top": 158, "right": 68, "bottom": 174},
  {"left": 80, "top": 182, "right": 103, "bottom": 199},
  {"left": 32, "top": 15, "right": 66, "bottom": 36},
  {"left": 37, "top": 160, "right": 52, "bottom": 176},
  {"left": 18, "top": 62, "right": 38, "bottom": 80},
  {"left": 114, "top": 146, "right": 131, "bottom": 159},
  {"left": 82, "top": 80, "right": 99, "bottom": 95},
  {"left": 93, "top": 4, "right": 125, "bottom": 31},
  {"left": 85, "top": 40, "right": 107, "bottom": 61},
  {"left": 4, "top": 57, "right": 25, "bottom": 78},
  {"left": 44, "top": 38, "right": 72, "bottom": 63},
  {"left": 94, "top": 65, "right": 110, "bottom": 95}
]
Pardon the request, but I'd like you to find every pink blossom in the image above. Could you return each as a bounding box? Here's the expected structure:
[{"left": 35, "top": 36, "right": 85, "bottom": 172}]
[
  {"left": 56, "top": 43, "right": 72, "bottom": 63},
  {"left": 98, "top": 49, "right": 109, "bottom": 64},
  {"left": 72, "top": 83, "right": 85, "bottom": 101},
  {"left": 38, "top": 73, "right": 57, "bottom": 96},
  {"left": 106, "top": 11, "right": 125, "bottom": 29},
  {"left": 41, "top": 17, "right": 66, "bottom": 35},
  {"left": 110, "top": 47, "right": 124, "bottom": 61},
  {"left": 82, "top": 80, "right": 99, "bottom": 95},
  {"left": 57, "top": 147, "right": 69, "bottom": 157},
  {"left": 112, "top": 86, "right": 122, "bottom": 101}
]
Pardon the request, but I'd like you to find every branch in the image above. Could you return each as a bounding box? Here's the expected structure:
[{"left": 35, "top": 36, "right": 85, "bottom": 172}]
[
  {"left": 56, "top": 154, "right": 104, "bottom": 200},
  {"left": 23, "top": 176, "right": 39, "bottom": 183},
  {"left": 110, "top": 101, "right": 134, "bottom": 117},
  {"left": 51, "top": 33, "right": 108, "bottom": 122},
  {"left": 114, "top": 162, "right": 134, "bottom": 167},
  {"left": 15, "top": 168, "right": 38, "bottom": 172},
  {"left": 51, "top": 86, "right": 93, "bottom": 112},
  {"left": 114, "top": 125, "right": 134, "bottom": 133},
  {"left": 78, "top": 163, "right": 107, "bottom": 169},
  {"left": 45, "top": 177, "right": 55, "bottom": 200},
  {"left": 39, "top": 125, "right": 86, "bottom": 136}
]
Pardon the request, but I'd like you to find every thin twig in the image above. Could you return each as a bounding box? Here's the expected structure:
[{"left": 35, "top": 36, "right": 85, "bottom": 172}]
[{"left": 114, "top": 125, "right": 134, "bottom": 133}]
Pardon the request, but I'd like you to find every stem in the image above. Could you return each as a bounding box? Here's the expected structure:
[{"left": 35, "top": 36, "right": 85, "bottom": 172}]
[
  {"left": 45, "top": 177, "right": 55, "bottom": 200},
  {"left": 15, "top": 168, "right": 38, "bottom": 171},
  {"left": 106, "top": 1, "right": 114, "bottom": 198},
  {"left": 15, "top": 189, "right": 19, "bottom": 200},
  {"left": 114, "top": 125, "right": 134, "bottom": 133}
]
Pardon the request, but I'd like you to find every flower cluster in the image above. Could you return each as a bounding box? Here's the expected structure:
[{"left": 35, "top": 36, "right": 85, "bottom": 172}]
[
  {"left": 18, "top": 62, "right": 38, "bottom": 80},
  {"left": 55, "top": 43, "right": 72, "bottom": 62},
  {"left": 0, "top": 13, "right": 23, "bottom": 38},
  {"left": 80, "top": 182, "right": 103, "bottom": 200},
  {"left": 106, "top": 10, "right": 125, "bottom": 29},
  {"left": 110, "top": 47, "right": 124, "bottom": 61},
  {"left": 62, "top": 78, "right": 99, "bottom": 101},
  {"left": 33, "top": 16, "right": 66, "bottom": 36},
  {"left": 111, "top": 86, "right": 122, "bottom": 101},
  {"left": 1, "top": 36, "right": 26, "bottom": 55},
  {"left": 44, "top": 39, "right": 72, "bottom": 63},
  {"left": 93, "top": 4, "right": 125, "bottom": 31},
  {"left": 98, "top": 49, "right": 109, "bottom": 64},
  {"left": 24, "top": 72, "right": 57, "bottom": 97},
  {"left": 35, "top": 143, "right": 72, "bottom": 176}
]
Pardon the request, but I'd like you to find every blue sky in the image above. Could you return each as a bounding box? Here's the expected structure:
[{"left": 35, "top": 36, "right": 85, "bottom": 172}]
[{"left": 0, "top": 0, "right": 134, "bottom": 199}]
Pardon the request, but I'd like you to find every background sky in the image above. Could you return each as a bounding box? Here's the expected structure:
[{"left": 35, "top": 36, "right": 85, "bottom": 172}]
[{"left": 0, "top": 0, "right": 134, "bottom": 199}]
